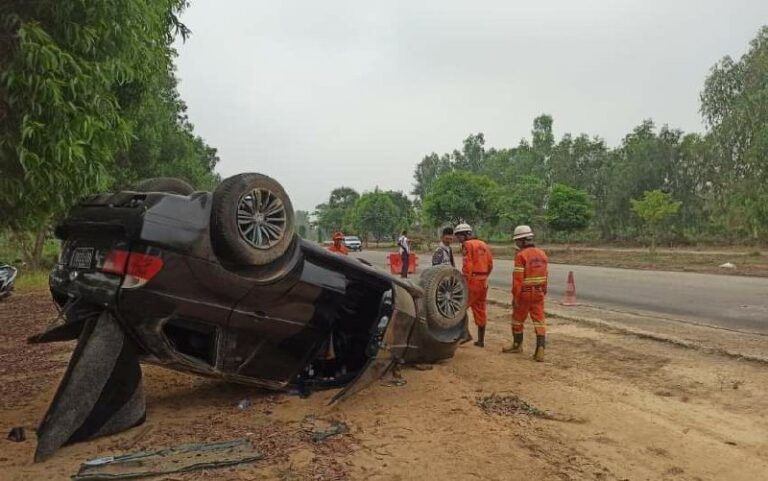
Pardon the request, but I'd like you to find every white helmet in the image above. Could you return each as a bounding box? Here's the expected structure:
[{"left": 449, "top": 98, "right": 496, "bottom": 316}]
[
  {"left": 513, "top": 225, "right": 534, "bottom": 240},
  {"left": 454, "top": 223, "right": 472, "bottom": 235}
]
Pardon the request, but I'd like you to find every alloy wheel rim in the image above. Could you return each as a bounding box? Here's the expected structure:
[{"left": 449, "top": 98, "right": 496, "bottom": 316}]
[
  {"left": 237, "top": 188, "right": 287, "bottom": 249},
  {"left": 435, "top": 275, "right": 465, "bottom": 322}
]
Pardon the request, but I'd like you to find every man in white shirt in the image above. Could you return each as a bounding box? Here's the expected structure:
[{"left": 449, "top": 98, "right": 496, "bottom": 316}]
[{"left": 397, "top": 230, "right": 410, "bottom": 278}]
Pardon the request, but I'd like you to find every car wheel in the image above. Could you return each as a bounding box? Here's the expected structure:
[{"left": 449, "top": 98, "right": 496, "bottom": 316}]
[
  {"left": 419, "top": 265, "right": 468, "bottom": 334},
  {"left": 133, "top": 177, "right": 194, "bottom": 195},
  {"left": 211, "top": 173, "right": 295, "bottom": 266}
]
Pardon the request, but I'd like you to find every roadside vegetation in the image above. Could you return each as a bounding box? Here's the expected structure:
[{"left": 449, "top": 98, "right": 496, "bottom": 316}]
[
  {"left": 0, "top": 1, "right": 219, "bottom": 270},
  {"left": 314, "top": 26, "right": 768, "bottom": 254}
]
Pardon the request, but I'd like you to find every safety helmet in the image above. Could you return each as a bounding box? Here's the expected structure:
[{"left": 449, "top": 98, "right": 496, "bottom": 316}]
[
  {"left": 332, "top": 231, "right": 344, "bottom": 241},
  {"left": 513, "top": 225, "right": 534, "bottom": 240},
  {"left": 454, "top": 223, "right": 472, "bottom": 235}
]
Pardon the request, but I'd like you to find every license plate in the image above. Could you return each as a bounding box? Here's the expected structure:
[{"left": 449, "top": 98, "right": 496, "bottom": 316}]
[{"left": 70, "top": 248, "right": 94, "bottom": 269}]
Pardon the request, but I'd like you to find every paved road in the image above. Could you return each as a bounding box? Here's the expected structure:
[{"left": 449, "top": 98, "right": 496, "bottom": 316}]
[{"left": 354, "top": 250, "right": 768, "bottom": 335}]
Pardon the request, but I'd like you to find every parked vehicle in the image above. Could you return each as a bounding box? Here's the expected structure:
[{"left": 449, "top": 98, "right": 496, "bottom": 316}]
[
  {"left": 343, "top": 235, "right": 363, "bottom": 251},
  {"left": 31, "top": 173, "right": 469, "bottom": 461},
  {"left": 0, "top": 264, "right": 18, "bottom": 299}
]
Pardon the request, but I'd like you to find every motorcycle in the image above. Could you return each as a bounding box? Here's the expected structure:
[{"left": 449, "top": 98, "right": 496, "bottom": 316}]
[{"left": 0, "top": 264, "right": 18, "bottom": 299}]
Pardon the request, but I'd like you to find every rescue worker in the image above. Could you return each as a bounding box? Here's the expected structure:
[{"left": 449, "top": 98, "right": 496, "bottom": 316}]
[
  {"left": 454, "top": 223, "right": 493, "bottom": 347},
  {"left": 431, "top": 227, "right": 455, "bottom": 266},
  {"left": 397, "top": 230, "right": 410, "bottom": 278},
  {"left": 328, "top": 232, "right": 349, "bottom": 255},
  {"left": 503, "top": 225, "right": 548, "bottom": 362}
]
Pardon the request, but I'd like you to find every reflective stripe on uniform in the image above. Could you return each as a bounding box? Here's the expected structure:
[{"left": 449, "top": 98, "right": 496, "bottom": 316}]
[
  {"left": 513, "top": 267, "right": 525, "bottom": 272},
  {"left": 522, "top": 276, "right": 547, "bottom": 285}
]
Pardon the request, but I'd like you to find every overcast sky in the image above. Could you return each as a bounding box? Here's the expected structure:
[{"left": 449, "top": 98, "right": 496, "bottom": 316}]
[{"left": 174, "top": 1, "right": 768, "bottom": 211}]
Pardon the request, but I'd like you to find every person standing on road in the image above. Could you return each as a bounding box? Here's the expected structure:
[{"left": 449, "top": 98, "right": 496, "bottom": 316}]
[
  {"left": 454, "top": 223, "right": 493, "bottom": 347},
  {"left": 503, "top": 225, "right": 549, "bottom": 362},
  {"left": 397, "top": 230, "right": 410, "bottom": 278},
  {"left": 328, "top": 232, "right": 349, "bottom": 255},
  {"left": 432, "top": 227, "right": 455, "bottom": 267}
]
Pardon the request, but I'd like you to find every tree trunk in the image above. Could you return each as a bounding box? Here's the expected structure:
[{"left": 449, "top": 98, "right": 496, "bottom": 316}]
[
  {"left": 12, "top": 226, "right": 48, "bottom": 270},
  {"left": 32, "top": 227, "right": 47, "bottom": 269}
]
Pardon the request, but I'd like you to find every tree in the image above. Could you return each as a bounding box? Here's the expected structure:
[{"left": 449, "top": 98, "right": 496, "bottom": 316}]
[
  {"left": 384, "top": 190, "right": 415, "bottom": 235},
  {"left": 701, "top": 26, "right": 768, "bottom": 241},
  {"left": 314, "top": 187, "right": 359, "bottom": 237},
  {"left": 495, "top": 176, "right": 547, "bottom": 234},
  {"left": 532, "top": 114, "right": 555, "bottom": 158},
  {"left": 349, "top": 190, "right": 399, "bottom": 245},
  {"left": 328, "top": 187, "right": 360, "bottom": 209},
  {"left": 454, "top": 133, "right": 486, "bottom": 172},
  {"left": 295, "top": 210, "right": 315, "bottom": 240},
  {"left": 412, "top": 152, "right": 452, "bottom": 201},
  {"left": 0, "top": 1, "right": 217, "bottom": 267},
  {"left": 423, "top": 171, "right": 498, "bottom": 227},
  {"left": 546, "top": 184, "right": 593, "bottom": 240},
  {"left": 631, "top": 190, "right": 682, "bottom": 254}
]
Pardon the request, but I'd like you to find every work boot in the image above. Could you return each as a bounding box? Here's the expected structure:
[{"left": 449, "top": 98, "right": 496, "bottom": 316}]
[
  {"left": 502, "top": 333, "right": 524, "bottom": 353},
  {"left": 473, "top": 327, "right": 485, "bottom": 348},
  {"left": 533, "top": 335, "right": 546, "bottom": 362}
]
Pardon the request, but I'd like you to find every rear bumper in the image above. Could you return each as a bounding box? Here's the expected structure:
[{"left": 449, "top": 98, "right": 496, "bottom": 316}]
[{"left": 50, "top": 264, "right": 122, "bottom": 309}]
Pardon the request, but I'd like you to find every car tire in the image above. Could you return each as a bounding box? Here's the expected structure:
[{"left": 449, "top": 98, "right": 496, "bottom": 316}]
[
  {"left": 419, "top": 265, "right": 468, "bottom": 335},
  {"left": 211, "top": 173, "right": 295, "bottom": 266},
  {"left": 133, "top": 177, "right": 195, "bottom": 195}
]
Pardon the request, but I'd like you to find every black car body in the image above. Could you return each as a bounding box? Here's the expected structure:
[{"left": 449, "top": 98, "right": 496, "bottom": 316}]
[{"left": 33, "top": 173, "right": 469, "bottom": 461}]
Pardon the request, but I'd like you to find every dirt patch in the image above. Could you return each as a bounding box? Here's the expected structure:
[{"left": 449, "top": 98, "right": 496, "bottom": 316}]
[
  {"left": 2, "top": 292, "right": 768, "bottom": 480},
  {"left": 0, "top": 290, "right": 69, "bottom": 410}
]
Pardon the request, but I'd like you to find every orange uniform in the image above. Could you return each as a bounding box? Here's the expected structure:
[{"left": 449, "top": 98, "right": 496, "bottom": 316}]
[
  {"left": 328, "top": 243, "right": 349, "bottom": 255},
  {"left": 511, "top": 246, "right": 548, "bottom": 336},
  {"left": 462, "top": 238, "right": 494, "bottom": 327}
]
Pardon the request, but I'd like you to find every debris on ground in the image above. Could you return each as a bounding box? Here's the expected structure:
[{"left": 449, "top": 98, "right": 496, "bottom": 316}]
[
  {"left": 719, "top": 262, "right": 736, "bottom": 269},
  {"left": 476, "top": 393, "right": 549, "bottom": 417},
  {"left": 476, "top": 393, "right": 587, "bottom": 424},
  {"left": 72, "top": 439, "right": 263, "bottom": 480},
  {"left": 301, "top": 415, "right": 350, "bottom": 443},
  {"left": 237, "top": 398, "right": 252, "bottom": 410},
  {"left": 7, "top": 426, "right": 25, "bottom": 442}
]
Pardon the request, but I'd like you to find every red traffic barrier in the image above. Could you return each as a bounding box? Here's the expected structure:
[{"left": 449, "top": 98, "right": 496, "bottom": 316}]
[
  {"left": 562, "top": 270, "right": 578, "bottom": 306},
  {"left": 387, "top": 253, "right": 418, "bottom": 274}
]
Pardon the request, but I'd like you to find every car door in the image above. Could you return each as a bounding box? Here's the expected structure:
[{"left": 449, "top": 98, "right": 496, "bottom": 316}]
[{"left": 330, "top": 282, "right": 418, "bottom": 403}]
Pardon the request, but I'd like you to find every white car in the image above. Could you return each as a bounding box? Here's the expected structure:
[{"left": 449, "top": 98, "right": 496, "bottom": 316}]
[{"left": 343, "top": 235, "right": 363, "bottom": 251}]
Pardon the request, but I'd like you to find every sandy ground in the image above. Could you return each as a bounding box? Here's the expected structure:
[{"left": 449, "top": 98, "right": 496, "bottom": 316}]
[{"left": 2, "top": 290, "right": 768, "bottom": 480}]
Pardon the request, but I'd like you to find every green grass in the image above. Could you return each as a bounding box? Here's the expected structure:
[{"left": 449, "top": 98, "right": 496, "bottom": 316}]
[
  {"left": 14, "top": 270, "right": 50, "bottom": 292},
  {"left": 0, "top": 232, "right": 60, "bottom": 268}
]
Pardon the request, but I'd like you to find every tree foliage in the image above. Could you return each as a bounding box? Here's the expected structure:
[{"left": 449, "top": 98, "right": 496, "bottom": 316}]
[
  {"left": 631, "top": 190, "right": 682, "bottom": 253},
  {"left": 384, "top": 190, "right": 415, "bottom": 234},
  {"left": 701, "top": 25, "right": 768, "bottom": 240},
  {"left": 321, "top": 27, "right": 768, "bottom": 246},
  {"left": 0, "top": 0, "right": 218, "bottom": 265},
  {"left": 314, "top": 186, "right": 359, "bottom": 237},
  {"left": 348, "top": 190, "right": 399, "bottom": 243},
  {"left": 546, "top": 184, "right": 593, "bottom": 236},
  {"left": 423, "top": 171, "right": 498, "bottom": 226}
]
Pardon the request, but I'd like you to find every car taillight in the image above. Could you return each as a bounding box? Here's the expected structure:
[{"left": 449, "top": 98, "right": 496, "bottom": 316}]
[
  {"left": 102, "top": 250, "right": 130, "bottom": 275},
  {"left": 101, "top": 250, "right": 163, "bottom": 289}
]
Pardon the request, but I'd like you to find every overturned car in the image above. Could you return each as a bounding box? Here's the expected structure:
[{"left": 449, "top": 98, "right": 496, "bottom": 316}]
[{"left": 32, "top": 173, "right": 469, "bottom": 461}]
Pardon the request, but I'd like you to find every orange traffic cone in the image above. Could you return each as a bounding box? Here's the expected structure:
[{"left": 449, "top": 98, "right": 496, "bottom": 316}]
[{"left": 562, "top": 271, "right": 578, "bottom": 306}]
